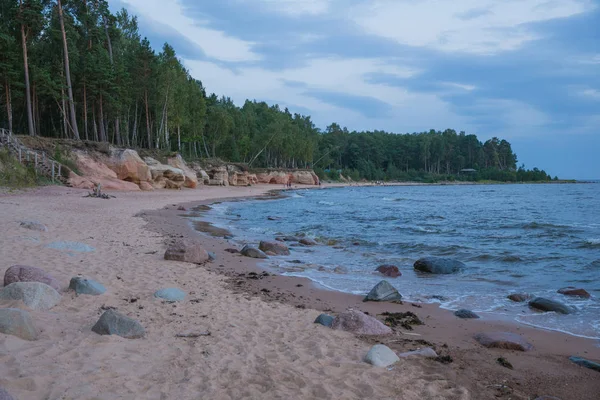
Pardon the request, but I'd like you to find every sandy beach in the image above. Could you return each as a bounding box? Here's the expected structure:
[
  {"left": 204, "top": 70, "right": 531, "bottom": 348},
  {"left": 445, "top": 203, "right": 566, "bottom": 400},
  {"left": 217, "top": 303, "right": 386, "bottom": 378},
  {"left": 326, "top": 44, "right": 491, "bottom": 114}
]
[{"left": 1, "top": 184, "right": 599, "bottom": 400}]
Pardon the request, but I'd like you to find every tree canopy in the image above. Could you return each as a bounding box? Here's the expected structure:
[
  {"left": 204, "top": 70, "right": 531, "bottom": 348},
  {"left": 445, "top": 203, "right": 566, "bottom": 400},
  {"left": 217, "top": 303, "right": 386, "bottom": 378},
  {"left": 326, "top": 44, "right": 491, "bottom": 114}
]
[{"left": 0, "top": 0, "right": 554, "bottom": 182}]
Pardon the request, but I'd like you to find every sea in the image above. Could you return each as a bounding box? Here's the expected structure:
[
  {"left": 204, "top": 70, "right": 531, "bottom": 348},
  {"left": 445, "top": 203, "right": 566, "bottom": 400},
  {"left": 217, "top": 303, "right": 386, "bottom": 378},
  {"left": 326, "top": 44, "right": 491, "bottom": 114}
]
[{"left": 200, "top": 183, "right": 600, "bottom": 340}]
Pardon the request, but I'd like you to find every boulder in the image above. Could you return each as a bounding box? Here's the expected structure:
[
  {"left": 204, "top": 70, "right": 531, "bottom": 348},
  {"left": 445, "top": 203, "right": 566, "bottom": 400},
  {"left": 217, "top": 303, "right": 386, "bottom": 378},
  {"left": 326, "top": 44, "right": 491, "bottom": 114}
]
[
  {"left": 299, "top": 238, "right": 317, "bottom": 246},
  {"left": 167, "top": 154, "right": 198, "bottom": 188},
  {"left": 68, "top": 151, "right": 141, "bottom": 191},
  {"left": 4, "top": 265, "right": 61, "bottom": 291},
  {"left": 454, "top": 309, "right": 480, "bottom": 319},
  {"left": 557, "top": 287, "right": 591, "bottom": 299},
  {"left": 507, "top": 293, "right": 531, "bottom": 302},
  {"left": 569, "top": 356, "right": 600, "bottom": 372},
  {"left": 144, "top": 157, "right": 185, "bottom": 189},
  {"left": 92, "top": 309, "right": 145, "bottom": 339},
  {"left": 69, "top": 277, "right": 106, "bottom": 296},
  {"left": 154, "top": 288, "right": 186, "bottom": 302},
  {"left": 364, "top": 344, "right": 400, "bottom": 367},
  {"left": 0, "top": 308, "right": 38, "bottom": 340},
  {"left": 199, "top": 169, "right": 210, "bottom": 185},
  {"left": 529, "top": 297, "right": 572, "bottom": 314},
  {"left": 398, "top": 348, "right": 438, "bottom": 359},
  {"left": 376, "top": 264, "right": 401, "bottom": 278},
  {"left": 414, "top": 257, "right": 465, "bottom": 274},
  {"left": 364, "top": 281, "right": 402, "bottom": 302},
  {"left": 474, "top": 332, "right": 533, "bottom": 351},
  {"left": 0, "top": 387, "right": 15, "bottom": 400},
  {"left": 240, "top": 245, "right": 268, "bottom": 259},
  {"left": 207, "top": 166, "right": 229, "bottom": 186},
  {"left": 19, "top": 220, "right": 47, "bottom": 232},
  {"left": 106, "top": 148, "right": 152, "bottom": 186},
  {"left": 331, "top": 310, "right": 392, "bottom": 335},
  {"left": 259, "top": 241, "right": 290, "bottom": 256},
  {"left": 164, "top": 240, "right": 209, "bottom": 264},
  {"left": 314, "top": 313, "right": 335, "bottom": 327},
  {"left": 0, "top": 282, "right": 61, "bottom": 311}
]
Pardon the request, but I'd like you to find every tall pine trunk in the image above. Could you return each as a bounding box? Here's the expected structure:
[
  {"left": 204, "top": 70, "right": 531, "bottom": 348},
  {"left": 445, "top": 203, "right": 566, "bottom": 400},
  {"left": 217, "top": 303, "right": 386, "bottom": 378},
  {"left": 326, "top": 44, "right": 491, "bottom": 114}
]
[
  {"left": 57, "top": 0, "right": 80, "bottom": 140},
  {"left": 83, "top": 83, "right": 88, "bottom": 140},
  {"left": 4, "top": 79, "right": 12, "bottom": 132},
  {"left": 144, "top": 89, "right": 151, "bottom": 148},
  {"left": 98, "top": 95, "right": 106, "bottom": 142},
  {"left": 20, "top": 0, "right": 34, "bottom": 137}
]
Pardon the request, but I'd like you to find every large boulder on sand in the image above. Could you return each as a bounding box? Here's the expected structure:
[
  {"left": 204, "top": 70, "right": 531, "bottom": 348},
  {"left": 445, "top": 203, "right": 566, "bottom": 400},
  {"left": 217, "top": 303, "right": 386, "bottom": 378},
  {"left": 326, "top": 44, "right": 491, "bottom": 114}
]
[
  {"left": 240, "top": 245, "right": 268, "bottom": 259},
  {"left": 0, "top": 282, "right": 62, "bottom": 311},
  {"left": 364, "top": 344, "right": 400, "bottom": 367},
  {"left": 106, "top": 148, "right": 152, "bottom": 185},
  {"left": 164, "top": 240, "right": 209, "bottom": 264},
  {"left": 331, "top": 310, "right": 392, "bottom": 335},
  {"left": 92, "top": 309, "right": 145, "bottom": 339},
  {"left": 167, "top": 154, "right": 198, "bottom": 188},
  {"left": 0, "top": 308, "right": 38, "bottom": 341},
  {"left": 4, "top": 265, "right": 61, "bottom": 291},
  {"left": 474, "top": 332, "right": 533, "bottom": 351},
  {"left": 529, "top": 297, "right": 573, "bottom": 314},
  {"left": 364, "top": 281, "right": 402, "bottom": 302},
  {"left": 259, "top": 241, "right": 290, "bottom": 256},
  {"left": 414, "top": 257, "right": 465, "bottom": 274}
]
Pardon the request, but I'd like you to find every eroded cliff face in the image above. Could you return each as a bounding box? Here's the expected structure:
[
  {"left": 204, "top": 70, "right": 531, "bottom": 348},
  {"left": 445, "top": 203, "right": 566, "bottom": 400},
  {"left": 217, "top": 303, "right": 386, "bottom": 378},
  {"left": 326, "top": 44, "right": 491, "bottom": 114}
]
[{"left": 59, "top": 144, "right": 319, "bottom": 190}]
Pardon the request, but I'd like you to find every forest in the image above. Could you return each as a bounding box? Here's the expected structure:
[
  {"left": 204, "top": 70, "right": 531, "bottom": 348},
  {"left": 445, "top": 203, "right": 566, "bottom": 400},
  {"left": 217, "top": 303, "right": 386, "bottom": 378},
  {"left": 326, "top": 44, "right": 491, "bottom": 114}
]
[{"left": 0, "top": 0, "right": 554, "bottom": 182}]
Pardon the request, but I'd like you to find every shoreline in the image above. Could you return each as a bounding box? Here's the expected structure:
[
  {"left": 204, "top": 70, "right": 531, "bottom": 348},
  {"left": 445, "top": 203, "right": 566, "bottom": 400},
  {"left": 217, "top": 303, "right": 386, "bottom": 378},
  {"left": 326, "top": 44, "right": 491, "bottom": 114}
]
[{"left": 0, "top": 184, "right": 598, "bottom": 399}]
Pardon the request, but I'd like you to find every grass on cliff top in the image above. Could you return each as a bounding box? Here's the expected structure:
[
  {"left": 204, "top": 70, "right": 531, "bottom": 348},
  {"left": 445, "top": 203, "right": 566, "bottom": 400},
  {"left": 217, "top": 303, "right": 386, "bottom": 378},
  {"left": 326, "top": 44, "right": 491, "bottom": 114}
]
[{"left": 0, "top": 149, "right": 39, "bottom": 188}]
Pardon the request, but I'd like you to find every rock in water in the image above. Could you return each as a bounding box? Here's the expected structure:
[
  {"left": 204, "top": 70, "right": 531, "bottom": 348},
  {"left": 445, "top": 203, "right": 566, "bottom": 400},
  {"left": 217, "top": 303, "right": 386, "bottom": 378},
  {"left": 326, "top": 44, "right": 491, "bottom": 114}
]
[
  {"left": 557, "top": 287, "right": 591, "bottom": 299},
  {"left": 0, "top": 387, "right": 15, "bottom": 400},
  {"left": 364, "top": 281, "right": 402, "bottom": 302},
  {"left": 474, "top": 332, "right": 533, "bottom": 351},
  {"left": 164, "top": 239, "right": 209, "bottom": 264},
  {"left": 92, "top": 309, "right": 145, "bottom": 339},
  {"left": 0, "top": 282, "right": 61, "bottom": 311},
  {"left": 331, "top": 310, "right": 392, "bottom": 335},
  {"left": 259, "top": 241, "right": 290, "bottom": 256},
  {"left": 0, "top": 308, "right": 38, "bottom": 340},
  {"left": 19, "top": 220, "right": 47, "bottom": 232},
  {"left": 154, "top": 288, "right": 186, "bottom": 302},
  {"left": 569, "top": 356, "right": 600, "bottom": 372},
  {"left": 454, "top": 309, "right": 480, "bottom": 319},
  {"left": 376, "top": 264, "right": 401, "bottom": 278},
  {"left": 69, "top": 277, "right": 106, "bottom": 296},
  {"left": 398, "top": 348, "right": 438, "bottom": 359},
  {"left": 299, "top": 238, "right": 318, "bottom": 246},
  {"left": 528, "top": 297, "right": 572, "bottom": 314},
  {"left": 240, "top": 245, "right": 268, "bottom": 259},
  {"left": 413, "top": 257, "right": 465, "bottom": 274},
  {"left": 364, "top": 345, "right": 400, "bottom": 367},
  {"left": 507, "top": 293, "right": 530, "bottom": 302},
  {"left": 4, "top": 265, "right": 61, "bottom": 291},
  {"left": 314, "top": 314, "right": 334, "bottom": 327}
]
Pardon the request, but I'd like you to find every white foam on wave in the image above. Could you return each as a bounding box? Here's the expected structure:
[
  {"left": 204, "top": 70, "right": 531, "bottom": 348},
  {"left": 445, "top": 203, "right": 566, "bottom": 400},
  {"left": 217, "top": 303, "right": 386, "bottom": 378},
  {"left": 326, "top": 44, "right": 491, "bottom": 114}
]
[
  {"left": 585, "top": 238, "right": 600, "bottom": 245},
  {"left": 515, "top": 315, "right": 600, "bottom": 340},
  {"left": 290, "top": 193, "right": 304, "bottom": 198},
  {"left": 318, "top": 201, "right": 335, "bottom": 206}
]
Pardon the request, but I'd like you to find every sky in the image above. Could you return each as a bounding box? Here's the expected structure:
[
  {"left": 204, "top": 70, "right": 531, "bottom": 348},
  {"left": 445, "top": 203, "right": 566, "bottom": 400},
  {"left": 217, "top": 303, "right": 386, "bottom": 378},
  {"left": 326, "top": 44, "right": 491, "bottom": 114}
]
[{"left": 110, "top": 0, "right": 600, "bottom": 179}]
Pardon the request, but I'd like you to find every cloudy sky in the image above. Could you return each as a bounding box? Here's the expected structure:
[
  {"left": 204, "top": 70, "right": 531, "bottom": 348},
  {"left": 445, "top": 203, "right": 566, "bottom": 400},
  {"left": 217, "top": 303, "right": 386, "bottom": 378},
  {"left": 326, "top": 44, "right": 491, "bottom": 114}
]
[{"left": 111, "top": 0, "right": 599, "bottom": 179}]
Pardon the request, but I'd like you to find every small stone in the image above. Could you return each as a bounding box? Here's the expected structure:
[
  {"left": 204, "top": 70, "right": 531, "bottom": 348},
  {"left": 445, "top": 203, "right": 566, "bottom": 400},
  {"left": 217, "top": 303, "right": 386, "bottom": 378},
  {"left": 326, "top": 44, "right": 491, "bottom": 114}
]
[
  {"left": 4, "top": 265, "right": 61, "bottom": 291},
  {"left": 474, "top": 332, "right": 533, "bottom": 351},
  {"left": 240, "top": 245, "right": 268, "bottom": 259},
  {"left": 333, "top": 266, "right": 348, "bottom": 274},
  {"left": 569, "top": 356, "right": 600, "bottom": 372},
  {"left": 208, "top": 252, "right": 217, "bottom": 262},
  {"left": 331, "top": 310, "right": 392, "bottom": 335},
  {"left": 0, "top": 282, "right": 61, "bottom": 311},
  {"left": 0, "top": 387, "right": 15, "bottom": 400},
  {"left": 164, "top": 239, "right": 209, "bottom": 264},
  {"left": 0, "top": 308, "right": 38, "bottom": 340},
  {"left": 454, "top": 309, "right": 480, "bottom": 319},
  {"left": 558, "top": 287, "right": 591, "bottom": 299},
  {"left": 529, "top": 297, "right": 573, "bottom": 314},
  {"left": 364, "top": 344, "right": 400, "bottom": 367},
  {"left": 69, "top": 277, "right": 106, "bottom": 296},
  {"left": 314, "top": 314, "right": 334, "bottom": 327},
  {"left": 375, "top": 264, "right": 401, "bottom": 278},
  {"left": 20, "top": 220, "right": 48, "bottom": 232},
  {"left": 507, "top": 293, "right": 530, "bottom": 302},
  {"left": 259, "top": 241, "right": 290, "bottom": 256},
  {"left": 398, "top": 347, "right": 438, "bottom": 359},
  {"left": 299, "top": 238, "right": 317, "bottom": 246},
  {"left": 497, "top": 357, "right": 513, "bottom": 369},
  {"left": 154, "top": 288, "right": 186, "bottom": 302},
  {"left": 364, "top": 281, "right": 402, "bottom": 302},
  {"left": 92, "top": 309, "right": 145, "bottom": 339}
]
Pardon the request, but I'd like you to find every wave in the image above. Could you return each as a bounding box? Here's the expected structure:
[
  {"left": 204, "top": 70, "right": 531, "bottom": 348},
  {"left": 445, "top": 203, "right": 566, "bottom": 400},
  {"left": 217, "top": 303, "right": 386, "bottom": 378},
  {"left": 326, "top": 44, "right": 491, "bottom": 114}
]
[
  {"left": 318, "top": 201, "right": 335, "bottom": 206},
  {"left": 580, "top": 238, "right": 600, "bottom": 248}
]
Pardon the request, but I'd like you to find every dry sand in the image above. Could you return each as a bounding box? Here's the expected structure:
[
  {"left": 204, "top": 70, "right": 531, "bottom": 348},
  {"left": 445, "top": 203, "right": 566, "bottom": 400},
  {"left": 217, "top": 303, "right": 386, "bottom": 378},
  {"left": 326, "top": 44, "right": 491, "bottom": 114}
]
[{"left": 0, "top": 184, "right": 598, "bottom": 400}]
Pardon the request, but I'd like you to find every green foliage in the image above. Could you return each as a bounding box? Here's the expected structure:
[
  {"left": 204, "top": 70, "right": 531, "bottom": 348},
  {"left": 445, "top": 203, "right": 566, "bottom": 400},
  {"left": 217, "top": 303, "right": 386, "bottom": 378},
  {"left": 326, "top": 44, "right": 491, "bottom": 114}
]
[
  {"left": 0, "top": 148, "right": 37, "bottom": 187},
  {"left": 52, "top": 144, "right": 79, "bottom": 175}
]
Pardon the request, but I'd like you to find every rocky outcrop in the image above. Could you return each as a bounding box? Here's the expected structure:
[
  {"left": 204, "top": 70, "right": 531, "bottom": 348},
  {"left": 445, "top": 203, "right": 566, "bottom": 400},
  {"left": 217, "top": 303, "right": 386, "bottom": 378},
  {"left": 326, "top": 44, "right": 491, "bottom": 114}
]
[
  {"left": 257, "top": 171, "right": 289, "bottom": 185},
  {"left": 0, "top": 282, "right": 62, "bottom": 311},
  {"left": 164, "top": 240, "right": 209, "bottom": 264},
  {"left": 474, "top": 332, "right": 533, "bottom": 351},
  {"left": 4, "top": 265, "right": 61, "bottom": 292},
  {"left": 167, "top": 154, "right": 198, "bottom": 188},
  {"left": 331, "top": 310, "right": 392, "bottom": 335},
  {"left": 144, "top": 157, "right": 186, "bottom": 189},
  {"left": 414, "top": 257, "right": 465, "bottom": 274},
  {"left": 106, "top": 148, "right": 152, "bottom": 187},
  {"left": 68, "top": 150, "right": 141, "bottom": 191},
  {"left": 0, "top": 308, "right": 38, "bottom": 341},
  {"left": 529, "top": 297, "right": 573, "bottom": 314},
  {"left": 364, "top": 345, "right": 399, "bottom": 367},
  {"left": 92, "top": 309, "right": 145, "bottom": 339},
  {"left": 291, "top": 170, "right": 319, "bottom": 185}
]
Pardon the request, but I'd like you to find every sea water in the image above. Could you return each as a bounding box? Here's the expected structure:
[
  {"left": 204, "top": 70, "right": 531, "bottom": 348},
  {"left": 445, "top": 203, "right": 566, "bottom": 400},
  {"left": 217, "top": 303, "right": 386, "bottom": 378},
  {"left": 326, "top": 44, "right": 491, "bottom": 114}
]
[{"left": 201, "top": 184, "right": 600, "bottom": 339}]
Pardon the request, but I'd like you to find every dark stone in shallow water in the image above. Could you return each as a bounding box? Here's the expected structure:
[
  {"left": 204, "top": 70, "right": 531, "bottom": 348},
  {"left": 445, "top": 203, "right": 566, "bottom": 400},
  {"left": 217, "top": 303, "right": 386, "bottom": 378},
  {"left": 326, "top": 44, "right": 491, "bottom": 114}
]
[
  {"left": 240, "top": 245, "right": 268, "bottom": 259},
  {"left": 569, "top": 356, "right": 600, "bottom": 372},
  {"left": 529, "top": 297, "right": 573, "bottom": 314},
  {"left": 454, "top": 309, "right": 480, "bottom": 319},
  {"left": 414, "top": 257, "right": 465, "bottom": 274},
  {"left": 376, "top": 264, "right": 401, "bottom": 278},
  {"left": 557, "top": 287, "right": 591, "bottom": 299},
  {"left": 314, "top": 314, "right": 334, "bottom": 327},
  {"left": 507, "top": 293, "right": 530, "bottom": 302}
]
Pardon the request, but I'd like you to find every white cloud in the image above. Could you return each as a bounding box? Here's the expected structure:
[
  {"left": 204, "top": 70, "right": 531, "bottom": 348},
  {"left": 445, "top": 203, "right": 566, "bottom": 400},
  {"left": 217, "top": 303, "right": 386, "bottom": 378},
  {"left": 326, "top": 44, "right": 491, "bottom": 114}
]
[
  {"left": 350, "top": 0, "right": 593, "bottom": 54},
  {"left": 251, "top": 0, "right": 332, "bottom": 16},
  {"left": 120, "top": 0, "right": 259, "bottom": 62},
  {"left": 441, "top": 82, "right": 477, "bottom": 92},
  {"left": 581, "top": 88, "right": 600, "bottom": 99}
]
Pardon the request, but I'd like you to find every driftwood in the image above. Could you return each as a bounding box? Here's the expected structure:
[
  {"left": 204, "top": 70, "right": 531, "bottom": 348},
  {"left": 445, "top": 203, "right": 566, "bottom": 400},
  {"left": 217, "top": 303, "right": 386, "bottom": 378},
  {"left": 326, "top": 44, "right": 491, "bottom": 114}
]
[{"left": 83, "top": 184, "right": 115, "bottom": 199}]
